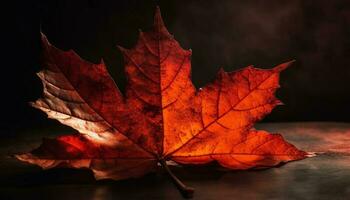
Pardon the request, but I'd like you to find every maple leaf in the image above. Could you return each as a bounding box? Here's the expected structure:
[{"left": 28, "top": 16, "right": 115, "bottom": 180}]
[{"left": 16, "top": 7, "right": 307, "bottom": 197}]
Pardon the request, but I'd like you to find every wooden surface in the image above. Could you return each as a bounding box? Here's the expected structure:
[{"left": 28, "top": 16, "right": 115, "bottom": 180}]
[{"left": 1, "top": 122, "right": 350, "bottom": 199}]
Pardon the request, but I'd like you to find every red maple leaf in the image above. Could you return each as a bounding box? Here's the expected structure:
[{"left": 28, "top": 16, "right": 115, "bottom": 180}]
[{"left": 16, "top": 7, "right": 307, "bottom": 197}]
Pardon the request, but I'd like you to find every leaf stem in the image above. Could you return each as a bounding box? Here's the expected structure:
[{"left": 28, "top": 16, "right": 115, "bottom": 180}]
[{"left": 159, "top": 159, "right": 194, "bottom": 198}]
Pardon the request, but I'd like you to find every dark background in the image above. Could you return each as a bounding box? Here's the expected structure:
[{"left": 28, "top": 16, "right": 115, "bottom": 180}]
[{"left": 2, "top": 0, "right": 350, "bottom": 135}]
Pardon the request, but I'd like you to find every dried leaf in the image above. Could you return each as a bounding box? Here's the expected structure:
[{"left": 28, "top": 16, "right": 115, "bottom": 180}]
[{"left": 16, "top": 7, "right": 307, "bottom": 196}]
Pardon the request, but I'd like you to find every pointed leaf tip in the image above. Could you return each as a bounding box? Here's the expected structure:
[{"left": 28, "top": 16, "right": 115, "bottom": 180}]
[
  {"left": 274, "top": 60, "right": 295, "bottom": 72},
  {"left": 216, "top": 67, "right": 227, "bottom": 80},
  {"left": 151, "top": 6, "right": 172, "bottom": 38},
  {"left": 155, "top": 6, "right": 161, "bottom": 17},
  {"left": 275, "top": 99, "right": 284, "bottom": 106},
  {"left": 40, "top": 32, "right": 52, "bottom": 51},
  {"left": 154, "top": 6, "right": 163, "bottom": 25},
  {"left": 117, "top": 45, "right": 127, "bottom": 52},
  {"left": 218, "top": 67, "right": 225, "bottom": 74},
  {"left": 100, "top": 58, "right": 105, "bottom": 65},
  {"left": 40, "top": 31, "right": 45, "bottom": 38},
  {"left": 40, "top": 32, "right": 48, "bottom": 43},
  {"left": 306, "top": 152, "right": 317, "bottom": 158}
]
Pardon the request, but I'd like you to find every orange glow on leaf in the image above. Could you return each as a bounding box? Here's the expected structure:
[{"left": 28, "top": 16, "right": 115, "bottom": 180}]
[{"left": 16, "top": 7, "right": 307, "bottom": 189}]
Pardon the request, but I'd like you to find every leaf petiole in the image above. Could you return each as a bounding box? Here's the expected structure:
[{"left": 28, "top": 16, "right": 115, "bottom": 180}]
[{"left": 159, "top": 159, "right": 194, "bottom": 198}]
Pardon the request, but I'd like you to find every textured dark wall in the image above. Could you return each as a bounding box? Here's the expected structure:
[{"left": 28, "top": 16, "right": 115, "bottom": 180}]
[{"left": 2, "top": 0, "right": 350, "bottom": 133}]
